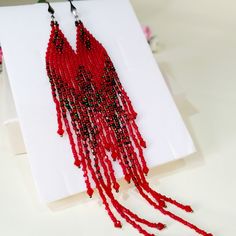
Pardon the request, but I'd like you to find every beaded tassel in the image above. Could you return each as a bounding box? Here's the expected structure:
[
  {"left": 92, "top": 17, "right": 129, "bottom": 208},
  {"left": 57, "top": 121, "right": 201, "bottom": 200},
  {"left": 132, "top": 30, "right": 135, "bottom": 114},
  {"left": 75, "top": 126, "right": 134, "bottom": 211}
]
[{"left": 45, "top": 20, "right": 213, "bottom": 236}]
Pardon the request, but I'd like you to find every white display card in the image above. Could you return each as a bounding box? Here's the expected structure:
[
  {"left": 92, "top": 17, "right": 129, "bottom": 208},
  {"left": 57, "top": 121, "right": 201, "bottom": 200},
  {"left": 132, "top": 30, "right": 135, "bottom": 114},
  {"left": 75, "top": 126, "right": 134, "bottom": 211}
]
[{"left": 0, "top": 0, "right": 195, "bottom": 203}]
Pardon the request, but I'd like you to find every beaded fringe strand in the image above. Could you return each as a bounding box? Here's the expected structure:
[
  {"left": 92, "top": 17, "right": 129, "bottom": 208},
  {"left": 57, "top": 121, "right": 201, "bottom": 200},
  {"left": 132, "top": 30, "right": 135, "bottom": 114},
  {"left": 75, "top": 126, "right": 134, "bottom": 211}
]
[{"left": 45, "top": 20, "right": 213, "bottom": 236}]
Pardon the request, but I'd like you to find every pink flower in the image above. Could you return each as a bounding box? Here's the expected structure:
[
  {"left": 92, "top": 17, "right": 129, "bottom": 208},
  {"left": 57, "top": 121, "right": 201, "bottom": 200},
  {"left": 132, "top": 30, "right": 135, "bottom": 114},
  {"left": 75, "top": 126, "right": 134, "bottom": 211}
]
[
  {"left": 142, "top": 26, "right": 152, "bottom": 42},
  {"left": 142, "top": 26, "right": 158, "bottom": 53},
  {"left": 0, "top": 46, "right": 3, "bottom": 64}
]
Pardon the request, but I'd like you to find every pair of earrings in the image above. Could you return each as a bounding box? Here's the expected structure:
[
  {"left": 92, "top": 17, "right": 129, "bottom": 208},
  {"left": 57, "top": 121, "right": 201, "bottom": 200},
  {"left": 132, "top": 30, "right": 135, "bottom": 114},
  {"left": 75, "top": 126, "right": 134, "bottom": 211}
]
[{"left": 45, "top": 1, "right": 213, "bottom": 236}]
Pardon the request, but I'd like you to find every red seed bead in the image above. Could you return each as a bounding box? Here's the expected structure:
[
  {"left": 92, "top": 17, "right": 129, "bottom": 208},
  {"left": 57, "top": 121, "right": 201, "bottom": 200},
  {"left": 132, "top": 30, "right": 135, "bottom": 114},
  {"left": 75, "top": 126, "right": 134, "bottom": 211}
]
[
  {"left": 157, "top": 223, "right": 166, "bottom": 230},
  {"left": 57, "top": 129, "right": 64, "bottom": 136},
  {"left": 114, "top": 221, "right": 122, "bottom": 228}
]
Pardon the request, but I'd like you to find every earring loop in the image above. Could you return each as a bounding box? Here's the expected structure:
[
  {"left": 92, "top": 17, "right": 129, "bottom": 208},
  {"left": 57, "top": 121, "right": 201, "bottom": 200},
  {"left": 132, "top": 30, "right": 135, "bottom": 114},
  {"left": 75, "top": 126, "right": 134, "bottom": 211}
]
[
  {"left": 68, "top": 0, "right": 79, "bottom": 22},
  {"left": 46, "top": 1, "right": 56, "bottom": 22}
]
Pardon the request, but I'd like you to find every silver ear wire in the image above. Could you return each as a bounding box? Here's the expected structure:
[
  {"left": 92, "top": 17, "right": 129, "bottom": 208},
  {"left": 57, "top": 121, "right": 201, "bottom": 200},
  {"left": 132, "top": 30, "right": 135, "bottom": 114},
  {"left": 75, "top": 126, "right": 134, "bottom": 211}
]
[{"left": 68, "top": 0, "right": 79, "bottom": 21}]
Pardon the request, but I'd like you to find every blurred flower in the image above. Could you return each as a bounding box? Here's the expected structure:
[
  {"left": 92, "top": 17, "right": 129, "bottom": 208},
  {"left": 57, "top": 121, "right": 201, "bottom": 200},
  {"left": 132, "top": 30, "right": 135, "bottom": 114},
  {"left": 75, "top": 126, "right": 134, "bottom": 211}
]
[
  {"left": 142, "top": 26, "right": 159, "bottom": 53},
  {"left": 0, "top": 45, "right": 2, "bottom": 73},
  {"left": 0, "top": 46, "right": 2, "bottom": 64},
  {"left": 142, "top": 26, "right": 152, "bottom": 42}
]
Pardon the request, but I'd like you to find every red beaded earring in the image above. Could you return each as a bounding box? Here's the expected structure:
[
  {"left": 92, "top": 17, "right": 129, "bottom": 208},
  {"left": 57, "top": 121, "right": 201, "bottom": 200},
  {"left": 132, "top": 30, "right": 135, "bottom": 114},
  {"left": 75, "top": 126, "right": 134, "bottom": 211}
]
[{"left": 45, "top": 1, "right": 213, "bottom": 236}]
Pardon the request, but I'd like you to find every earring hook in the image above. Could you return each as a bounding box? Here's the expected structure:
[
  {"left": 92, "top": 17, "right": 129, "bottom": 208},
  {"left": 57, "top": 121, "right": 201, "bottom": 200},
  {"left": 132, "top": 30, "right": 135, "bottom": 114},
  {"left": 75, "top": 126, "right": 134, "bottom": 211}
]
[
  {"left": 68, "top": 0, "right": 79, "bottom": 21},
  {"left": 45, "top": 1, "right": 56, "bottom": 21}
]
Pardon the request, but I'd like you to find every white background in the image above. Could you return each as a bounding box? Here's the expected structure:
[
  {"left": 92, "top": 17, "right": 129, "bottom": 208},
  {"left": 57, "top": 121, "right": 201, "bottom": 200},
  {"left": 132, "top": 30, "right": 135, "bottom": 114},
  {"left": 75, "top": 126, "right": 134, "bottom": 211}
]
[{"left": 0, "top": 0, "right": 236, "bottom": 235}]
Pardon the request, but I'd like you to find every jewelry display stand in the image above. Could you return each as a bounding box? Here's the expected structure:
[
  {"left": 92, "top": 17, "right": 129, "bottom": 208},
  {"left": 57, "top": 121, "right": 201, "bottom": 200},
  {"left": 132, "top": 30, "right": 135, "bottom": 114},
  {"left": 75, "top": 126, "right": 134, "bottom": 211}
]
[
  {"left": 0, "top": 63, "right": 26, "bottom": 155},
  {"left": 0, "top": 0, "right": 195, "bottom": 203}
]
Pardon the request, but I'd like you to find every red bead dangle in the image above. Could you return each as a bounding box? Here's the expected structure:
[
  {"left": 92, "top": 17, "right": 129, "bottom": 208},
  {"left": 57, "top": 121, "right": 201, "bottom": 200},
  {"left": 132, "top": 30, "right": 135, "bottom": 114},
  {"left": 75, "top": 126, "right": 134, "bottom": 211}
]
[{"left": 45, "top": 1, "right": 213, "bottom": 236}]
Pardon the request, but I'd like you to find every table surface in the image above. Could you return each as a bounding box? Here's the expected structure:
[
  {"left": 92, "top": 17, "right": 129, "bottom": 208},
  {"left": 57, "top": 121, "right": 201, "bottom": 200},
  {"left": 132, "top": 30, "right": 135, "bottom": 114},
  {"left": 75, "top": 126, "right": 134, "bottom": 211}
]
[{"left": 0, "top": 0, "right": 235, "bottom": 235}]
